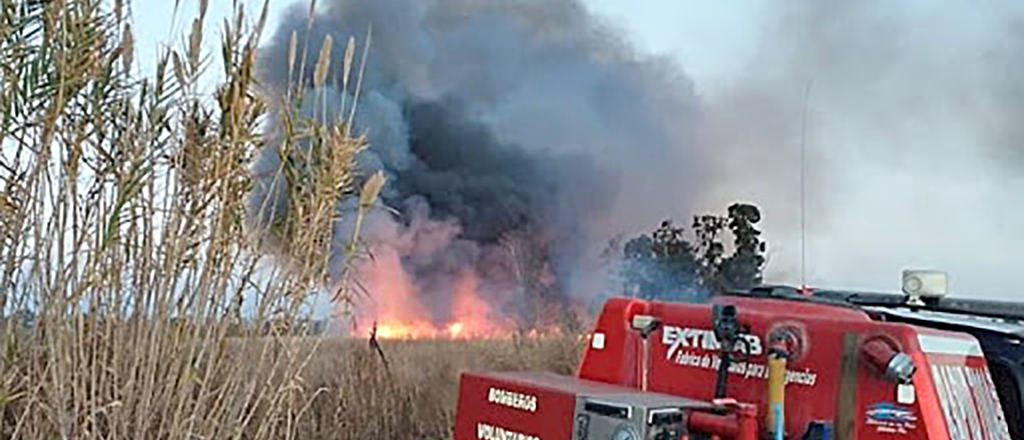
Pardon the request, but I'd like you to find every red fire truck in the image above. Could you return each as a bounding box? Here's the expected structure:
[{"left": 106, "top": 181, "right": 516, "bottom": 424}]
[{"left": 455, "top": 271, "right": 1022, "bottom": 440}]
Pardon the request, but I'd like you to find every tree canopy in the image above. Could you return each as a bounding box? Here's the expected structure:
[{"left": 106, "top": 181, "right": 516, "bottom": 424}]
[{"left": 611, "top": 203, "right": 767, "bottom": 301}]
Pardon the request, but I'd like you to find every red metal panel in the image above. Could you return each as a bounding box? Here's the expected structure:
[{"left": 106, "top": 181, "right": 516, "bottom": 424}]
[
  {"left": 576, "top": 298, "right": 647, "bottom": 387},
  {"left": 453, "top": 372, "right": 584, "bottom": 440},
  {"left": 573, "top": 295, "right": 1011, "bottom": 440},
  {"left": 915, "top": 330, "right": 1013, "bottom": 440}
]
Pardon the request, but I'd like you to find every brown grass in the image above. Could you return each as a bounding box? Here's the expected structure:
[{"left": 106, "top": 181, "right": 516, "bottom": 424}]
[
  {"left": 138, "top": 335, "right": 585, "bottom": 440},
  {"left": 294, "top": 337, "right": 583, "bottom": 440}
]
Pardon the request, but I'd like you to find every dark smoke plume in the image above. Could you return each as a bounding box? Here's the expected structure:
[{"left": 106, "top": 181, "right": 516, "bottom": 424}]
[
  {"left": 252, "top": 0, "right": 714, "bottom": 327},
  {"left": 250, "top": 0, "right": 1024, "bottom": 310}
]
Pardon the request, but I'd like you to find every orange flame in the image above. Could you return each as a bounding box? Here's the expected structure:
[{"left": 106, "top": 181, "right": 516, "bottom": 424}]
[
  {"left": 354, "top": 248, "right": 524, "bottom": 339},
  {"left": 350, "top": 235, "right": 578, "bottom": 340}
]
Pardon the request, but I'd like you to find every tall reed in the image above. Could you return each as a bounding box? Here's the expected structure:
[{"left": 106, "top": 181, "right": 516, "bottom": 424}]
[{"left": 0, "top": 0, "right": 378, "bottom": 438}]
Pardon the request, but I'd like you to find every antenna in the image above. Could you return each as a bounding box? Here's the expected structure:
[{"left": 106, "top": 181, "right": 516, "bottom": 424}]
[{"left": 800, "top": 80, "right": 813, "bottom": 290}]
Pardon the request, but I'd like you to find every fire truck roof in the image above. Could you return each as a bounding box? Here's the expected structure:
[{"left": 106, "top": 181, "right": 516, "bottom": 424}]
[{"left": 869, "top": 306, "right": 1024, "bottom": 339}]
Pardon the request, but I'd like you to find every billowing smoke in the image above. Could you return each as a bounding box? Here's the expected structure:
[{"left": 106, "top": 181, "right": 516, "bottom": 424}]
[
  {"left": 253, "top": 0, "right": 713, "bottom": 331},
  {"left": 689, "top": 0, "right": 1024, "bottom": 297},
  {"left": 250, "top": 0, "right": 1024, "bottom": 328}
]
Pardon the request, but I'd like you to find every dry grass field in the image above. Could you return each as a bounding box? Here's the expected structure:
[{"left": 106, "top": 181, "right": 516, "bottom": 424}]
[
  {"left": 0, "top": 324, "right": 584, "bottom": 439},
  {"left": 293, "top": 336, "right": 584, "bottom": 440}
]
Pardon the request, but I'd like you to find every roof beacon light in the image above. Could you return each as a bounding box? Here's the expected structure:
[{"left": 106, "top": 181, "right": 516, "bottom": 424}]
[{"left": 902, "top": 270, "right": 948, "bottom": 306}]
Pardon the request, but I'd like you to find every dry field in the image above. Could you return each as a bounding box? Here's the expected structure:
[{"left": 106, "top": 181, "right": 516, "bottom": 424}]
[
  {"left": 0, "top": 325, "right": 583, "bottom": 439},
  {"left": 291, "top": 336, "right": 583, "bottom": 440}
]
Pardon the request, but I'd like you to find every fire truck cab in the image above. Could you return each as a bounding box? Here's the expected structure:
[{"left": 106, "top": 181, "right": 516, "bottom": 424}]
[{"left": 455, "top": 271, "right": 1023, "bottom": 440}]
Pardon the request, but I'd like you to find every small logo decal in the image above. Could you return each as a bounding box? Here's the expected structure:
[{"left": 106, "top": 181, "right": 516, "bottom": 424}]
[{"left": 866, "top": 403, "right": 918, "bottom": 434}]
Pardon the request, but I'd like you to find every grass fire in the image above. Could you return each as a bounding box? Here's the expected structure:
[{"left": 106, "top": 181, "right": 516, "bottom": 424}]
[
  {"left": 0, "top": 0, "right": 778, "bottom": 437},
  {"left": 4, "top": 0, "right": 1024, "bottom": 439},
  {"left": 0, "top": 0, "right": 767, "bottom": 436}
]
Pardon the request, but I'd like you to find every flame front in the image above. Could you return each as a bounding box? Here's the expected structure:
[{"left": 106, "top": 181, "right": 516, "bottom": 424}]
[
  {"left": 353, "top": 247, "right": 521, "bottom": 340},
  {"left": 348, "top": 218, "right": 575, "bottom": 340}
]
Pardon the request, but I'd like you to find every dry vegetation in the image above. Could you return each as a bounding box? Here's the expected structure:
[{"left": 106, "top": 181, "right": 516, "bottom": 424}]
[
  {"left": 0, "top": 0, "right": 583, "bottom": 438},
  {"left": 292, "top": 337, "right": 582, "bottom": 440}
]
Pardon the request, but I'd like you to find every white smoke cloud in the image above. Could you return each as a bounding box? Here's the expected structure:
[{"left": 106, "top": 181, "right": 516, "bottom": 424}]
[{"left": 694, "top": 0, "right": 1024, "bottom": 299}]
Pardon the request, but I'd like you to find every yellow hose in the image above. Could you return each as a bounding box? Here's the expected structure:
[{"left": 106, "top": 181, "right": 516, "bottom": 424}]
[{"left": 767, "top": 353, "right": 787, "bottom": 440}]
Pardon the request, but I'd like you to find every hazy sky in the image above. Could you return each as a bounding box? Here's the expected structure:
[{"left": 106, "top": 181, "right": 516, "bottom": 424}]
[
  {"left": 131, "top": 1, "right": 759, "bottom": 86},
  {"left": 133, "top": 1, "right": 1024, "bottom": 302}
]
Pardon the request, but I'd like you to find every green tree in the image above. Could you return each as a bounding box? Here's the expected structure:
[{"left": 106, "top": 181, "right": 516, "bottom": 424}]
[
  {"left": 718, "top": 203, "right": 767, "bottom": 290},
  {"left": 614, "top": 203, "right": 767, "bottom": 300},
  {"left": 619, "top": 220, "right": 703, "bottom": 301}
]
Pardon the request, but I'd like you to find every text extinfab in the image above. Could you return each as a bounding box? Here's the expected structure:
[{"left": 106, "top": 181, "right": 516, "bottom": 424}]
[
  {"left": 662, "top": 325, "right": 764, "bottom": 357},
  {"left": 488, "top": 387, "right": 538, "bottom": 412},
  {"left": 661, "top": 325, "right": 818, "bottom": 387}
]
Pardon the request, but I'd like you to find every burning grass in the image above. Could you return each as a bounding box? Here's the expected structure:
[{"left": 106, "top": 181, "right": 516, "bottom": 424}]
[{"left": 0, "top": 1, "right": 588, "bottom": 438}]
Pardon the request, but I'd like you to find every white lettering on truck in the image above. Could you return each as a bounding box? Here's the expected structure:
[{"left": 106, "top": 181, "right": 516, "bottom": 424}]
[
  {"left": 477, "top": 423, "right": 541, "bottom": 440},
  {"left": 487, "top": 388, "right": 537, "bottom": 412},
  {"left": 662, "top": 325, "right": 764, "bottom": 360},
  {"left": 660, "top": 325, "right": 819, "bottom": 387}
]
